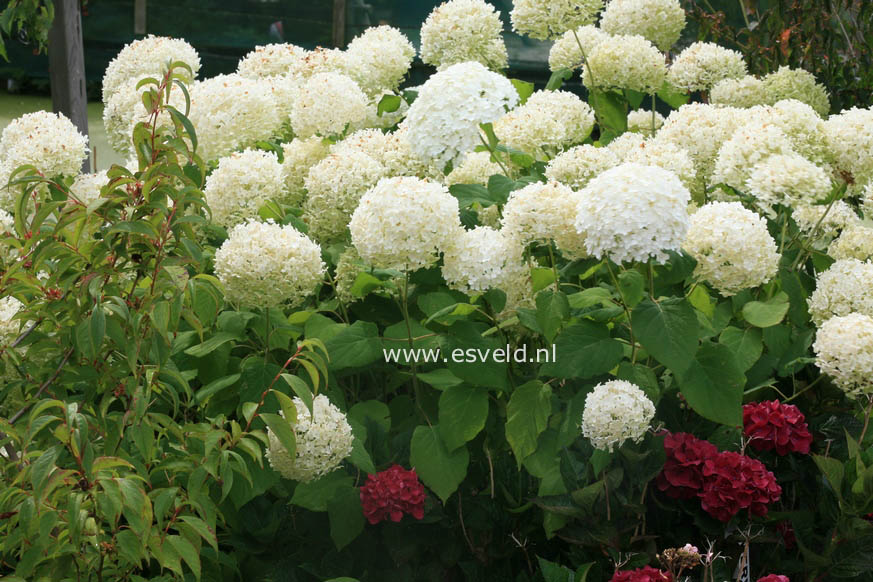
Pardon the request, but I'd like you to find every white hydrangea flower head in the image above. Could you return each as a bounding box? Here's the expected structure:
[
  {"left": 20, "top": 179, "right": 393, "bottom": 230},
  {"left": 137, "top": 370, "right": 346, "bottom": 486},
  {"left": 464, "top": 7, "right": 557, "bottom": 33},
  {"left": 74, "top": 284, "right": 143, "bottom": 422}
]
[
  {"left": 501, "top": 181, "right": 587, "bottom": 258},
  {"left": 237, "top": 43, "right": 306, "bottom": 78},
  {"left": 103, "top": 77, "right": 189, "bottom": 156},
  {"left": 280, "top": 137, "right": 330, "bottom": 207},
  {"left": 605, "top": 132, "right": 646, "bottom": 159},
  {"left": 302, "top": 151, "right": 387, "bottom": 243},
  {"left": 204, "top": 149, "right": 284, "bottom": 229},
  {"left": 545, "top": 144, "right": 620, "bottom": 190},
  {"left": 0, "top": 111, "right": 88, "bottom": 178},
  {"left": 548, "top": 25, "right": 609, "bottom": 71},
  {"left": 763, "top": 66, "right": 830, "bottom": 117},
  {"left": 260, "top": 74, "right": 302, "bottom": 126},
  {"left": 266, "top": 394, "right": 354, "bottom": 482},
  {"left": 667, "top": 42, "right": 747, "bottom": 93},
  {"left": 102, "top": 35, "right": 200, "bottom": 102},
  {"left": 793, "top": 201, "right": 859, "bottom": 239},
  {"left": 767, "top": 99, "right": 830, "bottom": 165},
  {"left": 349, "top": 176, "right": 463, "bottom": 271},
  {"left": 582, "top": 34, "right": 667, "bottom": 94},
  {"left": 0, "top": 208, "right": 13, "bottom": 235},
  {"left": 420, "top": 0, "right": 508, "bottom": 70},
  {"left": 493, "top": 90, "right": 595, "bottom": 155},
  {"left": 446, "top": 151, "right": 503, "bottom": 186},
  {"left": 215, "top": 220, "right": 324, "bottom": 307},
  {"left": 599, "top": 0, "right": 686, "bottom": 51},
  {"left": 403, "top": 62, "right": 518, "bottom": 169},
  {"left": 580, "top": 380, "right": 655, "bottom": 452},
  {"left": 441, "top": 226, "right": 526, "bottom": 294},
  {"left": 808, "top": 259, "right": 873, "bottom": 325},
  {"left": 613, "top": 137, "right": 697, "bottom": 195},
  {"left": 188, "top": 74, "right": 282, "bottom": 161},
  {"left": 813, "top": 313, "right": 873, "bottom": 398},
  {"left": 344, "top": 26, "right": 415, "bottom": 96},
  {"left": 373, "top": 127, "right": 441, "bottom": 178},
  {"left": 710, "top": 76, "right": 767, "bottom": 109},
  {"left": 0, "top": 296, "right": 24, "bottom": 346},
  {"left": 575, "top": 163, "right": 690, "bottom": 264},
  {"left": 511, "top": 0, "right": 604, "bottom": 40},
  {"left": 289, "top": 47, "right": 348, "bottom": 79},
  {"left": 290, "top": 72, "right": 368, "bottom": 139},
  {"left": 654, "top": 103, "right": 742, "bottom": 187},
  {"left": 334, "top": 245, "right": 370, "bottom": 306},
  {"left": 683, "top": 201, "right": 780, "bottom": 296},
  {"left": 69, "top": 171, "right": 108, "bottom": 207},
  {"left": 823, "top": 106, "right": 873, "bottom": 187},
  {"left": 828, "top": 226, "right": 873, "bottom": 262},
  {"left": 627, "top": 109, "right": 665, "bottom": 136},
  {"left": 746, "top": 153, "right": 831, "bottom": 211},
  {"left": 863, "top": 183, "right": 873, "bottom": 219},
  {"left": 711, "top": 122, "right": 795, "bottom": 192}
]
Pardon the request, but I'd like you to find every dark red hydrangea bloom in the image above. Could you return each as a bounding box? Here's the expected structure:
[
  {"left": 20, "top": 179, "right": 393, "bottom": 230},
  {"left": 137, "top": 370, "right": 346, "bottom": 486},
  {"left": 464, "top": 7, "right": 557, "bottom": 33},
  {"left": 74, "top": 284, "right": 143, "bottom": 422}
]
[
  {"left": 743, "top": 400, "right": 813, "bottom": 455},
  {"left": 776, "top": 520, "right": 796, "bottom": 549},
  {"left": 656, "top": 432, "right": 719, "bottom": 499},
  {"left": 360, "top": 464, "right": 426, "bottom": 525},
  {"left": 757, "top": 575, "right": 790, "bottom": 582},
  {"left": 610, "top": 565, "right": 673, "bottom": 582},
  {"left": 699, "top": 451, "right": 782, "bottom": 522}
]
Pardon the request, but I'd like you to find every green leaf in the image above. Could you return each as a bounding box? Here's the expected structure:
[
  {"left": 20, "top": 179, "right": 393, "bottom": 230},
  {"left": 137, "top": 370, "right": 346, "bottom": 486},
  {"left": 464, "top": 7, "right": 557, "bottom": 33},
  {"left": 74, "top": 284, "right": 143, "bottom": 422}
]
[
  {"left": 349, "top": 400, "right": 391, "bottom": 433},
  {"left": 115, "top": 529, "right": 145, "bottom": 567},
  {"left": 511, "top": 79, "right": 535, "bottom": 104},
  {"left": 742, "top": 293, "right": 790, "bottom": 328},
  {"left": 813, "top": 454, "right": 844, "bottom": 502},
  {"left": 675, "top": 343, "right": 745, "bottom": 426},
  {"left": 179, "top": 516, "right": 217, "bottom": 550},
  {"left": 279, "top": 375, "right": 310, "bottom": 415},
  {"left": 184, "top": 332, "right": 239, "bottom": 358},
  {"left": 324, "top": 320, "right": 382, "bottom": 370},
  {"left": 166, "top": 535, "right": 201, "bottom": 580},
  {"left": 410, "top": 425, "right": 470, "bottom": 503},
  {"left": 376, "top": 94, "right": 402, "bottom": 117},
  {"left": 291, "top": 471, "right": 354, "bottom": 511},
  {"left": 417, "top": 368, "right": 465, "bottom": 390},
  {"left": 328, "top": 486, "right": 365, "bottom": 550},
  {"left": 536, "top": 290, "right": 569, "bottom": 343},
  {"left": 719, "top": 326, "right": 763, "bottom": 372},
  {"left": 193, "top": 373, "right": 240, "bottom": 404},
  {"left": 30, "top": 445, "right": 59, "bottom": 498},
  {"left": 531, "top": 267, "right": 556, "bottom": 293},
  {"left": 632, "top": 297, "right": 699, "bottom": 375},
  {"left": 347, "top": 419, "right": 376, "bottom": 474},
  {"left": 261, "top": 413, "right": 296, "bottom": 460},
  {"left": 540, "top": 321, "right": 623, "bottom": 379},
  {"left": 589, "top": 90, "right": 628, "bottom": 134},
  {"left": 656, "top": 81, "right": 690, "bottom": 109},
  {"left": 617, "top": 270, "right": 645, "bottom": 308},
  {"left": 438, "top": 386, "right": 489, "bottom": 452},
  {"left": 545, "top": 68, "right": 573, "bottom": 91},
  {"left": 505, "top": 381, "right": 552, "bottom": 468},
  {"left": 448, "top": 183, "right": 497, "bottom": 209},
  {"left": 349, "top": 272, "right": 384, "bottom": 298},
  {"left": 537, "top": 556, "right": 576, "bottom": 582}
]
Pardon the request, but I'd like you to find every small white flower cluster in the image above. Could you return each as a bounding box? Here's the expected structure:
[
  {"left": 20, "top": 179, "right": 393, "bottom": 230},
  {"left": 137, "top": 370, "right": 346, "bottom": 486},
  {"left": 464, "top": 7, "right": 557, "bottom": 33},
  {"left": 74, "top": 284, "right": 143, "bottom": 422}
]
[
  {"left": 102, "top": 35, "right": 200, "bottom": 102},
  {"left": 548, "top": 25, "right": 608, "bottom": 71},
  {"left": 814, "top": 313, "right": 873, "bottom": 399},
  {"left": 69, "top": 171, "right": 109, "bottom": 207},
  {"left": 511, "top": 0, "right": 604, "bottom": 40},
  {"left": 0, "top": 296, "right": 24, "bottom": 346},
  {"left": 280, "top": 137, "right": 330, "bottom": 207},
  {"left": 344, "top": 26, "right": 415, "bottom": 96},
  {"left": 290, "top": 72, "right": 369, "bottom": 139},
  {"left": 420, "top": 0, "right": 507, "bottom": 71},
  {"left": 711, "top": 122, "right": 795, "bottom": 193},
  {"left": 290, "top": 47, "right": 348, "bottom": 79},
  {"left": 582, "top": 34, "right": 667, "bottom": 94},
  {"left": 793, "top": 201, "right": 859, "bottom": 239},
  {"left": 403, "top": 62, "right": 518, "bottom": 168},
  {"left": 575, "top": 163, "right": 690, "bottom": 264},
  {"left": 0, "top": 111, "right": 88, "bottom": 184},
  {"left": 683, "top": 202, "right": 780, "bottom": 296},
  {"left": 610, "top": 135, "right": 697, "bottom": 194},
  {"left": 302, "top": 151, "right": 387, "bottom": 243},
  {"left": 824, "top": 106, "right": 873, "bottom": 188},
  {"left": 808, "top": 259, "right": 873, "bottom": 325},
  {"left": 266, "top": 394, "right": 355, "bottom": 482},
  {"left": 763, "top": 66, "right": 830, "bottom": 117},
  {"left": 214, "top": 220, "right": 325, "bottom": 308},
  {"left": 627, "top": 109, "right": 665, "bottom": 136},
  {"left": 599, "top": 0, "right": 685, "bottom": 51},
  {"left": 349, "top": 176, "right": 462, "bottom": 271},
  {"left": 828, "top": 226, "right": 873, "bottom": 262},
  {"left": 237, "top": 43, "right": 306, "bottom": 78},
  {"left": 667, "top": 42, "right": 747, "bottom": 93},
  {"left": 545, "top": 144, "right": 620, "bottom": 191},
  {"left": 502, "top": 181, "right": 587, "bottom": 258},
  {"left": 445, "top": 151, "right": 503, "bottom": 186},
  {"left": 767, "top": 99, "right": 829, "bottom": 164},
  {"left": 329, "top": 128, "right": 434, "bottom": 179},
  {"left": 710, "top": 75, "right": 768, "bottom": 109},
  {"left": 493, "top": 90, "right": 594, "bottom": 154},
  {"left": 746, "top": 153, "right": 832, "bottom": 211},
  {"left": 442, "top": 227, "right": 526, "bottom": 294},
  {"left": 581, "top": 380, "right": 655, "bottom": 452},
  {"left": 204, "top": 149, "right": 284, "bottom": 229},
  {"left": 188, "top": 74, "right": 282, "bottom": 161}
]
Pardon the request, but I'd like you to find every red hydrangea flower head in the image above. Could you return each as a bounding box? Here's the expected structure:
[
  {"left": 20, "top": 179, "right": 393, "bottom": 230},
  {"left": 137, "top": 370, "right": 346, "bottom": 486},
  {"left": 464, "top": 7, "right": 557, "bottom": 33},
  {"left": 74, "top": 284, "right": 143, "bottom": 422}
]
[
  {"left": 757, "top": 576, "right": 790, "bottom": 582},
  {"left": 656, "top": 432, "right": 719, "bottom": 499},
  {"left": 699, "top": 451, "right": 782, "bottom": 522},
  {"left": 743, "top": 400, "right": 813, "bottom": 455},
  {"left": 610, "top": 565, "right": 674, "bottom": 582},
  {"left": 359, "top": 464, "right": 426, "bottom": 525}
]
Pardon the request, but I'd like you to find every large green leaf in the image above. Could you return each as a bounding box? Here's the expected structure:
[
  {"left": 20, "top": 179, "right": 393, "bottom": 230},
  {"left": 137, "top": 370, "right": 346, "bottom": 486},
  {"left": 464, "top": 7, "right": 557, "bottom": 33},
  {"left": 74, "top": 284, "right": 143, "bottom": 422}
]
[
  {"left": 505, "top": 381, "right": 552, "bottom": 468},
  {"left": 324, "top": 320, "right": 382, "bottom": 370},
  {"left": 291, "top": 472, "right": 354, "bottom": 511},
  {"left": 719, "top": 326, "right": 763, "bottom": 372},
  {"left": 536, "top": 290, "right": 569, "bottom": 343},
  {"left": 589, "top": 89, "right": 628, "bottom": 134},
  {"left": 409, "top": 425, "right": 469, "bottom": 503},
  {"left": 632, "top": 297, "right": 699, "bottom": 375},
  {"left": 327, "top": 486, "right": 365, "bottom": 550},
  {"left": 742, "top": 293, "right": 790, "bottom": 328},
  {"left": 539, "top": 321, "right": 623, "bottom": 379},
  {"left": 438, "top": 386, "right": 489, "bottom": 452},
  {"left": 675, "top": 343, "right": 745, "bottom": 425}
]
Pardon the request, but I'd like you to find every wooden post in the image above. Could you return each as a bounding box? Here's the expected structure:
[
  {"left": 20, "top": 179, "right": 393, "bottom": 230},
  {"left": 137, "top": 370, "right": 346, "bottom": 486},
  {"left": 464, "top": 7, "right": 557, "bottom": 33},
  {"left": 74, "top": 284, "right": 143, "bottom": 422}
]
[
  {"left": 134, "top": 0, "right": 147, "bottom": 35},
  {"left": 48, "top": 0, "right": 90, "bottom": 174},
  {"left": 332, "top": 0, "right": 346, "bottom": 48}
]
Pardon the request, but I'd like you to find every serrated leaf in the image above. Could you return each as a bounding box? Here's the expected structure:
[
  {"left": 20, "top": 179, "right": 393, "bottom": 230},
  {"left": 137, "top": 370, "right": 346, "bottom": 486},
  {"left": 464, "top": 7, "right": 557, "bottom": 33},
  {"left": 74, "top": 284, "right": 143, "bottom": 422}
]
[
  {"left": 505, "top": 382, "right": 552, "bottom": 468},
  {"left": 410, "top": 425, "right": 469, "bottom": 503},
  {"left": 261, "top": 413, "right": 296, "bottom": 460},
  {"left": 438, "top": 386, "right": 489, "bottom": 452}
]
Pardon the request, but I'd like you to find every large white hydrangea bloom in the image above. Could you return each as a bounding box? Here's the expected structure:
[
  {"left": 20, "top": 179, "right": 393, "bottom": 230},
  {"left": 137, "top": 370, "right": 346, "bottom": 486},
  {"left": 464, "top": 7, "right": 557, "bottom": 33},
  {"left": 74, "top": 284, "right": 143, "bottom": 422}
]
[
  {"left": 349, "top": 176, "right": 463, "bottom": 271},
  {"left": 511, "top": 0, "right": 604, "bottom": 40},
  {"left": 814, "top": 313, "right": 873, "bottom": 398},
  {"left": 420, "top": 0, "right": 507, "bottom": 71},
  {"left": 710, "top": 75, "right": 768, "bottom": 109},
  {"left": 545, "top": 144, "right": 620, "bottom": 191},
  {"left": 828, "top": 226, "right": 873, "bottom": 262},
  {"left": 214, "top": 220, "right": 325, "bottom": 308},
  {"left": 683, "top": 202, "right": 780, "bottom": 296},
  {"left": 69, "top": 171, "right": 108, "bottom": 207},
  {"left": 667, "top": 42, "right": 747, "bottom": 93},
  {"left": 746, "top": 153, "right": 831, "bottom": 211},
  {"left": 266, "top": 395, "right": 354, "bottom": 482},
  {"left": 290, "top": 72, "right": 368, "bottom": 139},
  {"left": 445, "top": 151, "right": 503, "bottom": 186},
  {"left": 763, "top": 66, "right": 830, "bottom": 117},
  {"left": 0, "top": 111, "right": 88, "bottom": 178},
  {"left": 102, "top": 35, "right": 200, "bottom": 102},
  {"left": 824, "top": 106, "right": 873, "bottom": 187},
  {"left": 575, "top": 163, "right": 690, "bottom": 263},
  {"left": 280, "top": 137, "right": 330, "bottom": 207},
  {"left": 627, "top": 109, "right": 665, "bottom": 136},
  {"left": 501, "top": 181, "right": 587, "bottom": 258},
  {"left": 103, "top": 77, "right": 189, "bottom": 156},
  {"left": 581, "top": 380, "right": 655, "bottom": 452},
  {"left": 548, "top": 25, "right": 608, "bottom": 71},
  {"left": 600, "top": 0, "right": 685, "bottom": 51},
  {"left": 493, "top": 90, "right": 594, "bottom": 154},
  {"left": 712, "top": 122, "right": 795, "bottom": 192},
  {"left": 403, "top": 62, "right": 518, "bottom": 168},
  {"left": 808, "top": 259, "right": 873, "bottom": 325},
  {"left": 793, "top": 201, "right": 859, "bottom": 239},
  {"left": 344, "top": 26, "right": 415, "bottom": 96},
  {"left": 204, "top": 149, "right": 284, "bottom": 229},
  {"left": 237, "top": 43, "right": 306, "bottom": 78},
  {"left": 582, "top": 34, "right": 667, "bottom": 94},
  {"left": 441, "top": 226, "right": 526, "bottom": 294}
]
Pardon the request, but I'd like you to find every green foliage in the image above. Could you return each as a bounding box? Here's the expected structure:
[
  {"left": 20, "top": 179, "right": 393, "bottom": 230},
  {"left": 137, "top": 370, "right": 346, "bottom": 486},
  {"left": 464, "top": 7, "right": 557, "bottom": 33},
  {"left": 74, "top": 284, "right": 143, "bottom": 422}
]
[{"left": 0, "top": 0, "right": 55, "bottom": 61}]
